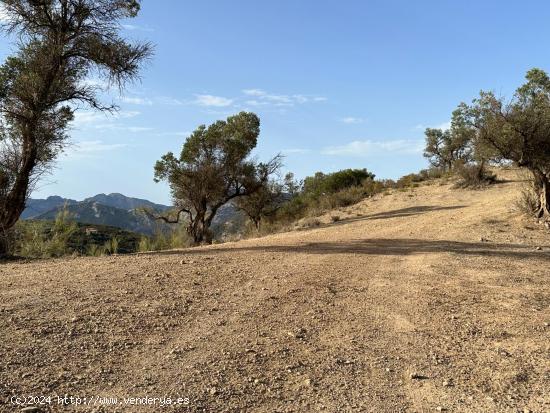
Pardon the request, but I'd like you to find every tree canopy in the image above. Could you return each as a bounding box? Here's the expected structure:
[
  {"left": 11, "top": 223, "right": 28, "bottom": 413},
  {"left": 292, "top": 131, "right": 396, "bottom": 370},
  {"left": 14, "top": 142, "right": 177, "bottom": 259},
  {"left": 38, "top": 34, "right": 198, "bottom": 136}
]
[{"left": 153, "top": 112, "right": 281, "bottom": 244}]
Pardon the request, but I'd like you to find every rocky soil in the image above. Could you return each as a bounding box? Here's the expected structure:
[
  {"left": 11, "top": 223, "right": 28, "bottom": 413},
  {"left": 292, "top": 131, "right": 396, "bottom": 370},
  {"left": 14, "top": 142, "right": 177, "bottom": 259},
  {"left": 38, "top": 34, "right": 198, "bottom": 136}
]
[{"left": 0, "top": 169, "right": 549, "bottom": 412}]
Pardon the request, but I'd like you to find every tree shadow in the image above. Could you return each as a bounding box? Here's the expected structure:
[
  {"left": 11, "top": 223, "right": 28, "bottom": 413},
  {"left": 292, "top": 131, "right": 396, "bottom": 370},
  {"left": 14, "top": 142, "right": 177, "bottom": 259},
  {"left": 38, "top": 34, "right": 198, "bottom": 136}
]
[
  {"left": 161, "top": 238, "right": 549, "bottom": 260},
  {"left": 302, "top": 205, "right": 467, "bottom": 230},
  {"left": 359, "top": 205, "right": 466, "bottom": 221}
]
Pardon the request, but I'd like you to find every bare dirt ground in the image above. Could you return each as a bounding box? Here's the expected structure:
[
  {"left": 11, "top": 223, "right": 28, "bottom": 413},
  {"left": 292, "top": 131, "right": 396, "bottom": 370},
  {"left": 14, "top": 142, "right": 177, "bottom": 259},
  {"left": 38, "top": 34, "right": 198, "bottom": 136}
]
[{"left": 1, "top": 169, "right": 549, "bottom": 413}]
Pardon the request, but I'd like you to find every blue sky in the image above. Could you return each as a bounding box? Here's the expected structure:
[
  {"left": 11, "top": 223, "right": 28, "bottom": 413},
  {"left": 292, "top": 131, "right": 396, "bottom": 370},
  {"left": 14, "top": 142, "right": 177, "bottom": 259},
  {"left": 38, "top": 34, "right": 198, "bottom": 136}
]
[{"left": 2, "top": 0, "right": 550, "bottom": 204}]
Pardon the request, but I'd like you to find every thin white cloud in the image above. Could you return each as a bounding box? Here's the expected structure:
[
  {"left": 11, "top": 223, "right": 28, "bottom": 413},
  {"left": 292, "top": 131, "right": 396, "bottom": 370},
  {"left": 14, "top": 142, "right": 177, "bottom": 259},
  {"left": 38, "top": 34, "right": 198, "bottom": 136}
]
[
  {"left": 241, "top": 89, "right": 327, "bottom": 107},
  {"left": 415, "top": 121, "right": 451, "bottom": 131},
  {"left": 121, "top": 96, "right": 153, "bottom": 106},
  {"left": 155, "top": 96, "right": 185, "bottom": 106},
  {"left": 194, "top": 94, "right": 234, "bottom": 107},
  {"left": 74, "top": 140, "right": 128, "bottom": 153},
  {"left": 282, "top": 148, "right": 311, "bottom": 154},
  {"left": 340, "top": 117, "right": 365, "bottom": 124},
  {"left": 79, "top": 78, "right": 109, "bottom": 90},
  {"left": 155, "top": 131, "right": 191, "bottom": 138},
  {"left": 243, "top": 89, "right": 266, "bottom": 97},
  {"left": 244, "top": 100, "right": 269, "bottom": 107},
  {"left": 64, "top": 140, "right": 129, "bottom": 160},
  {"left": 71, "top": 110, "right": 146, "bottom": 133},
  {"left": 322, "top": 139, "right": 424, "bottom": 157},
  {"left": 122, "top": 24, "right": 154, "bottom": 32},
  {"left": 72, "top": 110, "right": 140, "bottom": 126},
  {"left": 95, "top": 124, "right": 153, "bottom": 133}
]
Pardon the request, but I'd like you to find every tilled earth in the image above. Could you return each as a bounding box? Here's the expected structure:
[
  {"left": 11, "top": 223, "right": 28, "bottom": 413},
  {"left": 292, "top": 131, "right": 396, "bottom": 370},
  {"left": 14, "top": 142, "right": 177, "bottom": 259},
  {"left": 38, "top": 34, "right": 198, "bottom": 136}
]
[{"left": 1, "top": 170, "right": 549, "bottom": 412}]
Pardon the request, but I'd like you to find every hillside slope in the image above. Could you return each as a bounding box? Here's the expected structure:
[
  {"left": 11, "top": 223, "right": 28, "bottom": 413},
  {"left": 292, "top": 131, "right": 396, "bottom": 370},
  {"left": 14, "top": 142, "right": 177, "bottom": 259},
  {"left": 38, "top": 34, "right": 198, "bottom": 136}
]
[{"left": 1, "top": 169, "right": 549, "bottom": 412}]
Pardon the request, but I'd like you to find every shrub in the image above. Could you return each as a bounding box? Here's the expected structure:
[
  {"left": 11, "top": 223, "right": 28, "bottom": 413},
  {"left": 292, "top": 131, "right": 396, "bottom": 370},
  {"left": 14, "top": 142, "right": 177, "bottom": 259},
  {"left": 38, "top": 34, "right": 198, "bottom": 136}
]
[
  {"left": 454, "top": 163, "right": 497, "bottom": 188},
  {"left": 301, "top": 217, "right": 321, "bottom": 228},
  {"left": 138, "top": 223, "right": 191, "bottom": 252},
  {"left": 330, "top": 215, "right": 341, "bottom": 222},
  {"left": 517, "top": 186, "right": 539, "bottom": 215},
  {"left": 16, "top": 207, "right": 78, "bottom": 258},
  {"left": 303, "top": 168, "right": 375, "bottom": 197},
  {"left": 102, "top": 237, "right": 119, "bottom": 255}
]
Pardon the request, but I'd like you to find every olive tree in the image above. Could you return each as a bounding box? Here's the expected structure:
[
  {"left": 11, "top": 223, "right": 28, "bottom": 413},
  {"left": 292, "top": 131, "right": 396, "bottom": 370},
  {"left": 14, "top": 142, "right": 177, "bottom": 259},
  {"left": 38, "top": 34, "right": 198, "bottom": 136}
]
[
  {"left": 467, "top": 68, "right": 550, "bottom": 219},
  {"left": 235, "top": 178, "right": 285, "bottom": 231},
  {"left": 152, "top": 112, "right": 281, "bottom": 245},
  {"left": 423, "top": 107, "right": 473, "bottom": 171},
  {"left": 0, "top": 0, "right": 152, "bottom": 256}
]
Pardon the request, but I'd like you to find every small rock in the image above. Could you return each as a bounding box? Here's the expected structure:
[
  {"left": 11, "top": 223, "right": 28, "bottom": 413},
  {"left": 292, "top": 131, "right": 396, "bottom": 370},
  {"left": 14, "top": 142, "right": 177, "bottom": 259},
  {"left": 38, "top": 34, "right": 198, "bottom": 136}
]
[
  {"left": 209, "top": 387, "right": 218, "bottom": 395},
  {"left": 523, "top": 408, "right": 532, "bottom": 413},
  {"left": 21, "top": 408, "right": 42, "bottom": 413},
  {"left": 480, "top": 237, "right": 489, "bottom": 242},
  {"left": 443, "top": 379, "right": 453, "bottom": 387},
  {"left": 535, "top": 246, "right": 542, "bottom": 251},
  {"left": 436, "top": 407, "right": 446, "bottom": 412},
  {"left": 303, "top": 378, "right": 312, "bottom": 387},
  {"left": 410, "top": 373, "right": 428, "bottom": 380}
]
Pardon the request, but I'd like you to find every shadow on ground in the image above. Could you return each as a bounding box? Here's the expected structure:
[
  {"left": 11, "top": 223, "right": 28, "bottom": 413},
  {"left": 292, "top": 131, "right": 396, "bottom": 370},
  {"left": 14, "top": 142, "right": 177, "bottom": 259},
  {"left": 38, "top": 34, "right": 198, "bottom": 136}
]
[
  {"left": 162, "top": 238, "right": 550, "bottom": 260},
  {"left": 291, "top": 205, "right": 467, "bottom": 232}
]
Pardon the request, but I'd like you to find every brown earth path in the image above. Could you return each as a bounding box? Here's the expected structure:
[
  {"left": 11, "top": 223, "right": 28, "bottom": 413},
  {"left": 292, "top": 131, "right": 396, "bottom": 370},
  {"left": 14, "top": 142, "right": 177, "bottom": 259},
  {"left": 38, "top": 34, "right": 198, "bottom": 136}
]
[{"left": 0, "top": 169, "right": 549, "bottom": 412}]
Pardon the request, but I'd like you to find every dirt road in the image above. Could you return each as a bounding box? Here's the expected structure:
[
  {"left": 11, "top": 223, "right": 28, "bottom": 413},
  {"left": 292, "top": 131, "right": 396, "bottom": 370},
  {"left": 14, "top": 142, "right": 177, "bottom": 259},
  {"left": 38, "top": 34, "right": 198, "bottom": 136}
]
[{"left": 1, "top": 170, "right": 549, "bottom": 412}]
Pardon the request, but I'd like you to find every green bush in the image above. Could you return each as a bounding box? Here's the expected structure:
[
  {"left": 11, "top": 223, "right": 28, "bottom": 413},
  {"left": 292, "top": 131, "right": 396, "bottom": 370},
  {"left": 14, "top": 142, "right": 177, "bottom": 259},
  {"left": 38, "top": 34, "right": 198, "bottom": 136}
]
[
  {"left": 16, "top": 207, "right": 78, "bottom": 258},
  {"left": 303, "top": 168, "right": 375, "bottom": 197}
]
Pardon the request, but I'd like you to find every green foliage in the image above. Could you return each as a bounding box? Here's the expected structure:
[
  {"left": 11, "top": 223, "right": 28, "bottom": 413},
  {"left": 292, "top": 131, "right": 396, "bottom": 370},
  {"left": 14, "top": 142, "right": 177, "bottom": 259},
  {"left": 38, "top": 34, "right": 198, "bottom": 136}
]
[
  {"left": 423, "top": 108, "right": 474, "bottom": 171},
  {"left": 456, "top": 68, "right": 550, "bottom": 217},
  {"left": 303, "top": 168, "right": 375, "bottom": 197},
  {"left": 274, "top": 169, "right": 382, "bottom": 224},
  {"left": 137, "top": 223, "right": 191, "bottom": 252},
  {"left": 235, "top": 176, "right": 288, "bottom": 231},
  {"left": 16, "top": 207, "right": 78, "bottom": 258},
  {"left": 14, "top": 214, "right": 142, "bottom": 258},
  {"left": 154, "top": 112, "right": 281, "bottom": 245}
]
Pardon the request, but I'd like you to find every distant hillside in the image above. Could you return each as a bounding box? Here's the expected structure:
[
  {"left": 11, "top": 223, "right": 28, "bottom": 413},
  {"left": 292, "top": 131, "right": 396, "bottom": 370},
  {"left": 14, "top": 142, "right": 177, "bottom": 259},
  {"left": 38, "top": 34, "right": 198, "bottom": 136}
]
[
  {"left": 21, "top": 196, "right": 78, "bottom": 219},
  {"left": 35, "top": 201, "right": 168, "bottom": 236},
  {"left": 83, "top": 193, "right": 170, "bottom": 212},
  {"left": 24, "top": 193, "right": 245, "bottom": 237}
]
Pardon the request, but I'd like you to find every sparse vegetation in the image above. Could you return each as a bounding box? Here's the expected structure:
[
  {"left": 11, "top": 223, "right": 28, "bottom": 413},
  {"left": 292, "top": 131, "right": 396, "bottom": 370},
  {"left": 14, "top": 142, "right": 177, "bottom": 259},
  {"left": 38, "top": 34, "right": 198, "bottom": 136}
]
[
  {"left": 15, "top": 207, "right": 77, "bottom": 258},
  {"left": 454, "top": 162, "right": 497, "bottom": 189}
]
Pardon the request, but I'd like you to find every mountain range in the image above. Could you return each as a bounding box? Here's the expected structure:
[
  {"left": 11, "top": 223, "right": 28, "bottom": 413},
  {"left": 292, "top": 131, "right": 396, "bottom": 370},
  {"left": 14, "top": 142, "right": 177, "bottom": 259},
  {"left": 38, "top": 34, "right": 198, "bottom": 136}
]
[
  {"left": 22, "top": 193, "right": 242, "bottom": 236},
  {"left": 22, "top": 194, "right": 171, "bottom": 235}
]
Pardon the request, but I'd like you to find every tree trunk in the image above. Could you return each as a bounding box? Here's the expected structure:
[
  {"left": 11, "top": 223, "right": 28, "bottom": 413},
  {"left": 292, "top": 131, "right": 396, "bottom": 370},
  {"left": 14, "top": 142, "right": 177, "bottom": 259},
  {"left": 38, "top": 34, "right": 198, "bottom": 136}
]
[
  {"left": 0, "top": 230, "right": 9, "bottom": 258},
  {"left": 0, "top": 129, "right": 37, "bottom": 256},
  {"left": 188, "top": 210, "right": 214, "bottom": 246},
  {"left": 534, "top": 171, "right": 550, "bottom": 220}
]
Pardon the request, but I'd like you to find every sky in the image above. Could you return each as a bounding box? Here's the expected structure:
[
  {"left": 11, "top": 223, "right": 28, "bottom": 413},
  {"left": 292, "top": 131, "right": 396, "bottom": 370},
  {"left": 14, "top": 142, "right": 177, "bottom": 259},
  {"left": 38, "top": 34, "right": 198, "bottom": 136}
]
[{"left": 2, "top": 0, "right": 550, "bottom": 205}]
